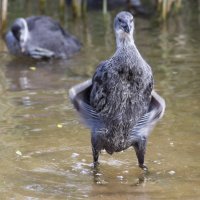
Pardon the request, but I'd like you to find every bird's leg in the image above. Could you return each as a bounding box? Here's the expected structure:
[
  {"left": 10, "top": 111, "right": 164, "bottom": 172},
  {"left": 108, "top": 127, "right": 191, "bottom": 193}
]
[
  {"left": 92, "top": 146, "right": 99, "bottom": 168},
  {"left": 133, "top": 137, "right": 148, "bottom": 171},
  {"left": 91, "top": 135, "right": 100, "bottom": 168}
]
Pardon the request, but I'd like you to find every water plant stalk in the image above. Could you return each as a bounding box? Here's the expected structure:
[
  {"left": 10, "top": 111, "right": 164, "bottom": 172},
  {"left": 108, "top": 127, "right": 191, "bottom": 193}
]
[{"left": 1, "top": 0, "right": 8, "bottom": 34}]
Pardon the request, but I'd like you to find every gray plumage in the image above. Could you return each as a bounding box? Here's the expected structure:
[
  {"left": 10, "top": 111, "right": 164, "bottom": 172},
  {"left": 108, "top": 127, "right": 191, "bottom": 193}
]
[
  {"left": 5, "top": 16, "right": 81, "bottom": 59},
  {"left": 69, "top": 11, "right": 165, "bottom": 170}
]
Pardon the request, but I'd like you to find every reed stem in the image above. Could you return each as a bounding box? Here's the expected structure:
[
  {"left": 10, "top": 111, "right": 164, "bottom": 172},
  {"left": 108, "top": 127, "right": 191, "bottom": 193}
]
[
  {"left": 103, "top": 0, "right": 107, "bottom": 14},
  {"left": 1, "top": 0, "right": 8, "bottom": 34}
]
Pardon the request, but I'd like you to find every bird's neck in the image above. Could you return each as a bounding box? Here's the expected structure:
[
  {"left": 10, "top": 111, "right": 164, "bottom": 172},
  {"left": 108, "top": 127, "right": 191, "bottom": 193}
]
[
  {"left": 114, "top": 33, "right": 144, "bottom": 64},
  {"left": 19, "top": 18, "right": 30, "bottom": 52},
  {"left": 19, "top": 19, "right": 29, "bottom": 41},
  {"left": 116, "top": 33, "right": 135, "bottom": 50}
]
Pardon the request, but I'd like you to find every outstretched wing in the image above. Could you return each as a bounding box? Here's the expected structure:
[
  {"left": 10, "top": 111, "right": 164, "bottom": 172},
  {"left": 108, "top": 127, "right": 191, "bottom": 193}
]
[
  {"left": 90, "top": 61, "right": 110, "bottom": 113},
  {"left": 129, "top": 90, "right": 166, "bottom": 139},
  {"left": 69, "top": 79, "right": 104, "bottom": 130}
]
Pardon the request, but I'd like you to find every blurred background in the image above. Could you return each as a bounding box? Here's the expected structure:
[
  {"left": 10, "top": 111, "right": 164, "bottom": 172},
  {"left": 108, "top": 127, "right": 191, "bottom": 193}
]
[{"left": 0, "top": 0, "right": 200, "bottom": 199}]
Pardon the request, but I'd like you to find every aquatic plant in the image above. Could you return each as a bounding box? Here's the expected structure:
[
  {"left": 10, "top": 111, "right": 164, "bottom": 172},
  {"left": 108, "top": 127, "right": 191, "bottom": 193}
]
[
  {"left": 157, "top": 0, "right": 182, "bottom": 20},
  {"left": 0, "top": 0, "right": 8, "bottom": 34},
  {"left": 71, "top": 0, "right": 88, "bottom": 18}
]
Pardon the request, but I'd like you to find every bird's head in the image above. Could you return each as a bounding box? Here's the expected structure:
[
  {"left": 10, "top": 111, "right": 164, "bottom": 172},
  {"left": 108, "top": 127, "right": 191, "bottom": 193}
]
[
  {"left": 114, "top": 11, "right": 134, "bottom": 46},
  {"left": 11, "top": 18, "right": 29, "bottom": 52}
]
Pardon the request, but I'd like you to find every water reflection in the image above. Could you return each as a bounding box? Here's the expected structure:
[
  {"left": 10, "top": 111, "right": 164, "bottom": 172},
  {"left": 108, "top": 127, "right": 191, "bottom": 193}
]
[
  {"left": 0, "top": 1, "right": 200, "bottom": 200},
  {"left": 5, "top": 58, "right": 71, "bottom": 91}
]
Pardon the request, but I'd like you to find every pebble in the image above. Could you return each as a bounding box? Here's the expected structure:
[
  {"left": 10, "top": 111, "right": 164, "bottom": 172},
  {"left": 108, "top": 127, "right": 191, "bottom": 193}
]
[
  {"left": 71, "top": 153, "right": 79, "bottom": 158},
  {"left": 170, "top": 142, "right": 174, "bottom": 147},
  {"left": 116, "top": 176, "right": 123, "bottom": 180},
  {"left": 57, "top": 124, "right": 63, "bottom": 128},
  {"left": 16, "top": 150, "right": 22, "bottom": 156},
  {"left": 168, "top": 170, "right": 176, "bottom": 175},
  {"left": 29, "top": 66, "right": 36, "bottom": 71}
]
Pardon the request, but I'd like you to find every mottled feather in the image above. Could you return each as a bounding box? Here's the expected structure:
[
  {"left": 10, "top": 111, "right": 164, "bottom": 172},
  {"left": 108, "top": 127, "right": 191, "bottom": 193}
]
[{"left": 69, "top": 11, "right": 165, "bottom": 169}]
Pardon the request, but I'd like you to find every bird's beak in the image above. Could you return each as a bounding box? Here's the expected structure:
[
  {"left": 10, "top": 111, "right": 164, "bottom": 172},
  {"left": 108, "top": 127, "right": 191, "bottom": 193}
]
[{"left": 122, "top": 23, "right": 130, "bottom": 33}]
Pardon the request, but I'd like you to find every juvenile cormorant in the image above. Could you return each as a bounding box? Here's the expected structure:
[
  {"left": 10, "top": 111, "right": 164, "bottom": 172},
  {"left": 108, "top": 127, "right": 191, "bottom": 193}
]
[
  {"left": 69, "top": 11, "right": 165, "bottom": 170},
  {"left": 5, "top": 16, "right": 81, "bottom": 59}
]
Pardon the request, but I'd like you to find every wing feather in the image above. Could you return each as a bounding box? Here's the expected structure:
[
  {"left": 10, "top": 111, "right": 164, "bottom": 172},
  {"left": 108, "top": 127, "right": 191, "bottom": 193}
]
[
  {"left": 130, "top": 90, "right": 165, "bottom": 139},
  {"left": 69, "top": 79, "right": 104, "bottom": 130}
]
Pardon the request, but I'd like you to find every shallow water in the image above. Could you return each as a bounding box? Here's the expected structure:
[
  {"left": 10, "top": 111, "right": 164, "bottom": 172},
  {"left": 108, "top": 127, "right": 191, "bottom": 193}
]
[{"left": 0, "top": 1, "right": 200, "bottom": 199}]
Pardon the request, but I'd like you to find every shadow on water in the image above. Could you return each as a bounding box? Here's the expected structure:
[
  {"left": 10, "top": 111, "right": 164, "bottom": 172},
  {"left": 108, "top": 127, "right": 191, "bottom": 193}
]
[{"left": 0, "top": 1, "right": 200, "bottom": 199}]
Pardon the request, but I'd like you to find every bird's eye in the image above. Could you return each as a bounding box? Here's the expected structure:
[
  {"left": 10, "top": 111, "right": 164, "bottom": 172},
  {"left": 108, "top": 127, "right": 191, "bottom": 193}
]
[
  {"left": 130, "top": 18, "right": 133, "bottom": 23},
  {"left": 118, "top": 18, "right": 123, "bottom": 23}
]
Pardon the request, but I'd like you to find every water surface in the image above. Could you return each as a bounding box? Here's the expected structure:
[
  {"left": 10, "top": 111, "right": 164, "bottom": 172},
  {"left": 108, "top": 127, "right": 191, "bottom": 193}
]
[{"left": 0, "top": 1, "right": 200, "bottom": 199}]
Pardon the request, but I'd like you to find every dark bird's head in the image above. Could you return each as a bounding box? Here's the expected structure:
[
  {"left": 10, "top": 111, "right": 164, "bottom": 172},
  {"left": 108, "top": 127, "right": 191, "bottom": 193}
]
[
  {"left": 11, "top": 18, "right": 29, "bottom": 52},
  {"left": 114, "top": 11, "right": 134, "bottom": 47}
]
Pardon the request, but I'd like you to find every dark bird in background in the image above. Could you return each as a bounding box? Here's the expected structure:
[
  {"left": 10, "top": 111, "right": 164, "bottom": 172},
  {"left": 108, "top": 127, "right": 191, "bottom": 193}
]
[
  {"left": 4, "top": 16, "right": 81, "bottom": 59},
  {"left": 128, "top": 0, "right": 150, "bottom": 16},
  {"left": 66, "top": 0, "right": 150, "bottom": 16},
  {"left": 69, "top": 11, "right": 165, "bottom": 170}
]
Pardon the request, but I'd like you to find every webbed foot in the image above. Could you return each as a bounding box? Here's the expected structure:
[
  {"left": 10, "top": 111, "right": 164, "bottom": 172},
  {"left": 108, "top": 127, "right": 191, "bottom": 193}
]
[
  {"left": 93, "top": 161, "right": 100, "bottom": 168},
  {"left": 139, "top": 164, "right": 148, "bottom": 171}
]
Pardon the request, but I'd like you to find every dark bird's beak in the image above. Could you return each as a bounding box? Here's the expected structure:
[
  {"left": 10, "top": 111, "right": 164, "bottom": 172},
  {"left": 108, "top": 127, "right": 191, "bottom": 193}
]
[{"left": 122, "top": 23, "right": 130, "bottom": 33}]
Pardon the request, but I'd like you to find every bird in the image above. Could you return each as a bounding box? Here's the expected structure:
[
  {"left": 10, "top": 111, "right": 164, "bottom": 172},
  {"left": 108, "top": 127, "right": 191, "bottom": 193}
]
[
  {"left": 69, "top": 11, "right": 165, "bottom": 170},
  {"left": 128, "top": 0, "right": 150, "bottom": 16},
  {"left": 4, "top": 16, "right": 81, "bottom": 59}
]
